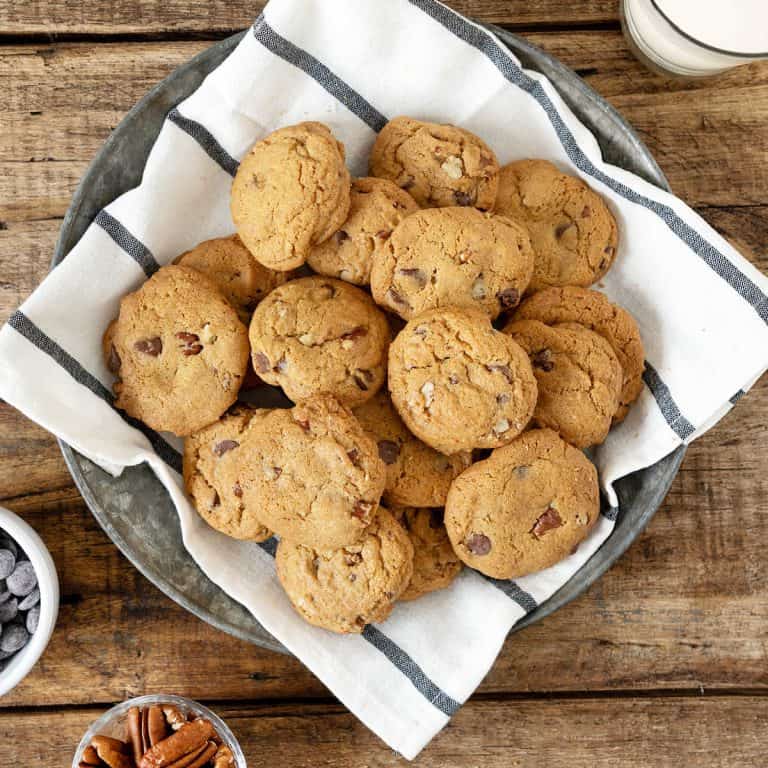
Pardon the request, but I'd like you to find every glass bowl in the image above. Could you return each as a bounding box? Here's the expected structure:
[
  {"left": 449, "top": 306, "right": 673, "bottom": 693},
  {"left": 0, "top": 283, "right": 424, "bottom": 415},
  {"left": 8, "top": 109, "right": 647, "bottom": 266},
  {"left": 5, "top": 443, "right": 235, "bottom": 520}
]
[{"left": 71, "top": 694, "right": 246, "bottom": 768}]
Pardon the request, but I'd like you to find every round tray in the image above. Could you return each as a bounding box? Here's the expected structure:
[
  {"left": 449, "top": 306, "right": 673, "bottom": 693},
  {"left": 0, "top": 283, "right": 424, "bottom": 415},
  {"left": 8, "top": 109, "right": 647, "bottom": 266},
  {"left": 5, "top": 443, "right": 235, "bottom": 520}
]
[{"left": 53, "top": 26, "right": 685, "bottom": 654}]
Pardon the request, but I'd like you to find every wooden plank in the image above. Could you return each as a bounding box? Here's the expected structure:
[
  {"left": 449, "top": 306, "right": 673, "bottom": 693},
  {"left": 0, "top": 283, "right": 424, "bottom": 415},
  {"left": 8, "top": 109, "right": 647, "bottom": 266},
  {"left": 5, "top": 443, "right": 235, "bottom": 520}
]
[
  {"left": 0, "top": 1, "right": 618, "bottom": 36},
  {"left": 3, "top": 697, "right": 767, "bottom": 766},
  {"left": 0, "top": 371, "right": 766, "bottom": 707},
  {"left": 2, "top": 35, "right": 768, "bottom": 226}
]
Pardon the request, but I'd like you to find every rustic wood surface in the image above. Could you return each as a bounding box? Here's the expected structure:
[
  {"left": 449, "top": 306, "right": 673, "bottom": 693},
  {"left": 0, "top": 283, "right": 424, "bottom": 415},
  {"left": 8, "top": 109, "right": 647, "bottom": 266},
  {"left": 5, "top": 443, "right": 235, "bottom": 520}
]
[{"left": 1, "top": 1, "right": 767, "bottom": 765}]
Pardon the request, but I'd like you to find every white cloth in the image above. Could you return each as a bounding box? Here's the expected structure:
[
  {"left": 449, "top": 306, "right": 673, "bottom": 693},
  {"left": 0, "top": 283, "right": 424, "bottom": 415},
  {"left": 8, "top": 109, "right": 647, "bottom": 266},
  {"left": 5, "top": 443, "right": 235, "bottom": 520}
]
[{"left": 1, "top": 0, "right": 767, "bottom": 758}]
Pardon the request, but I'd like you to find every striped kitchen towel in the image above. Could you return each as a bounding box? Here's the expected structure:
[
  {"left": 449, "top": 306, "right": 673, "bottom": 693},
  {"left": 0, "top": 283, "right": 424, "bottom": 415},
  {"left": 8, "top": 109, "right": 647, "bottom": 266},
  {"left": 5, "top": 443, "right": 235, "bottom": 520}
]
[{"left": 1, "top": 0, "right": 767, "bottom": 758}]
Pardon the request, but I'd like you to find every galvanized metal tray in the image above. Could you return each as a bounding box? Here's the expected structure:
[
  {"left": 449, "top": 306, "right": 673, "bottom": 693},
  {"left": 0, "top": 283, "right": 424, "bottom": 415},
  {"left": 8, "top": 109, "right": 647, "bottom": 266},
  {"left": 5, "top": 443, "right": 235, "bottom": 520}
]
[{"left": 53, "top": 26, "right": 685, "bottom": 654}]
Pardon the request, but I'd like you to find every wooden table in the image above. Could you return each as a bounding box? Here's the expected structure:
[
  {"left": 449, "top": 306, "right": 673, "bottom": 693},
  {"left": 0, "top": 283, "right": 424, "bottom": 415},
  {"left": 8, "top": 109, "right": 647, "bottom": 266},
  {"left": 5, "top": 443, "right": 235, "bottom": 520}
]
[{"left": 1, "top": 2, "right": 767, "bottom": 764}]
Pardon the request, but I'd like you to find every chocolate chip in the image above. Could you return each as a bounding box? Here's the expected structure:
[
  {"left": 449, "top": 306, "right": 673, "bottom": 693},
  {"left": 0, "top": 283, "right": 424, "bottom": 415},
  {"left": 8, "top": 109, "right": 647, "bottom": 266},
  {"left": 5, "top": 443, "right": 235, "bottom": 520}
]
[
  {"left": 448, "top": 374, "right": 459, "bottom": 385},
  {"left": 454, "top": 190, "right": 475, "bottom": 206},
  {"left": 496, "top": 392, "right": 510, "bottom": 405},
  {"left": 466, "top": 533, "right": 491, "bottom": 556},
  {"left": 598, "top": 258, "right": 607, "bottom": 271},
  {"left": 582, "top": 205, "right": 591, "bottom": 218},
  {"left": 275, "top": 355, "right": 288, "bottom": 373},
  {"left": 532, "top": 349, "right": 554, "bottom": 371},
  {"left": 176, "top": 331, "right": 203, "bottom": 356},
  {"left": 7, "top": 561, "right": 36, "bottom": 597},
  {"left": 555, "top": 222, "right": 574, "bottom": 239},
  {"left": 429, "top": 510, "right": 444, "bottom": 529},
  {"left": 211, "top": 492, "right": 221, "bottom": 508},
  {"left": 134, "top": 337, "right": 162, "bottom": 356},
  {"left": 18, "top": 588, "right": 39, "bottom": 611},
  {"left": 0, "top": 624, "right": 29, "bottom": 653},
  {"left": 212, "top": 439, "right": 239, "bottom": 457},
  {"left": 353, "top": 369, "right": 373, "bottom": 391},
  {"left": 336, "top": 230, "right": 349, "bottom": 244},
  {"left": 232, "top": 482, "right": 243, "bottom": 498},
  {"left": 401, "top": 177, "right": 415, "bottom": 190},
  {"left": 386, "top": 288, "right": 410, "bottom": 308},
  {"left": 377, "top": 440, "right": 400, "bottom": 465},
  {"left": 352, "top": 500, "right": 374, "bottom": 521},
  {"left": 496, "top": 288, "right": 520, "bottom": 310},
  {"left": 604, "top": 245, "right": 615, "bottom": 256},
  {"left": 295, "top": 418, "right": 310, "bottom": 431},
  {"left": 0, "top": 597, "right": 18, "bottom": 623},
  {"left": 486, "top": 363, "right": 514, "bottom": 384},
  {"left": 375, "top": 229, "right": 393, "bottom": 239},
  {"left": 0, "top": 550, "right": 15, "bottom": 580},
  {"left": 397, "top": 268, "right": 427, "bottom": 288},
  {"left": 254, "top": 352, "right": 270, "bottom": 374},
  {"left": 107, "top": 345, "right": 121, "bottom": 374},
  {"left": 26, "top": 604, "right": 40, "bottom": 634},
  {"left": 271, "top": 466, "right": 282, "bottom": 479},
  {"left": 531, "top": 507, "right": 563, "bottom": 538},
  {"left": 341, "top": 326, "right": 367, "bottom": 341},
  {"left": 347, "top": 448, "right": 361, "bottom": 467}
]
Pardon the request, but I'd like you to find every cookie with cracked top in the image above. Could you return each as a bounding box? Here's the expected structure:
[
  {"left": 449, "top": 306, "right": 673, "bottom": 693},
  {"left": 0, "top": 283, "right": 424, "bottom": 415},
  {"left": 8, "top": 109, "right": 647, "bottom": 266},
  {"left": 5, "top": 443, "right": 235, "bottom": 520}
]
[
  {"left": 107, "top": 265, "right": 249, "bottom": 436},
  {"left": 307, "top": 177, "right": 419, "bottom": 286},
  {"left": 183, "top": 405, "right": 273, "bottom": 542},
  {"left": 276, "top": 506, "right": 413, "bottom": 633},
  {"left": 174, "top": 235, "right": 293, "bottom": 322},
  {"left": 445, "top": 428, "right": 599, "bottom": 579},
  {"left": 369, "top": 116, "right": 499, "bottom": 210},
  {"left": 504, "top": 318, "right": 622, "bottom": 448},
  {"left": 353, "top": 391, "right": 471, "bottom": 508},
  {"left": 512, "top": 286, "right": 644, "bottom": 423},
  {"left": 391, "top": 507, "right": 463, "bottom": 601},
  {"left": 226, "top": 394, "right": 386, "bottom": 548},
  {"left": 230, "top": 121, "right": 351, "bottom": 271},
  {"left": 249, "top": 277, "right": 390, "bottom": 406},
  {"left": 388, "top": 307, "right": 538, "bottom": 455},
  {"left": 495, "top": 159, "right": 618, "bottom": 291},
  {"left": 370, "top": 206, "right": 534, "bottom": 320}
]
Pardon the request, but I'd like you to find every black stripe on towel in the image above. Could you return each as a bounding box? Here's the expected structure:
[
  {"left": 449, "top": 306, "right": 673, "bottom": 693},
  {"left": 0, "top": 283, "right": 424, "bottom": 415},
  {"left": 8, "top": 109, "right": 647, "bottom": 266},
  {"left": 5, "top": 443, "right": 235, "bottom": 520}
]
[
  {"left": 601, "top": 506, "right": 619, "bottom": 522},
  {"left": 729, "top": 390, "right": 746, "bottom": 405},
  {"left": 408, "top": 0, "right": 768, "bottom": 326},
  {"left": 483, "top": 577, "right": 538, "bottom": 613},
  {"left": 257, "top": 535, "right": 459, "bottom": 716},
  {"left": 252, "top": 16, "right": 388, "bottom": 132},
  {"left": 362, "top": 625, "right": 461, "bottom": 716},
  {"left": 7, "top": 311, "right": 182, "bottom": 473},
  {"left": 167, "top": 108, "right": 240, "bottom": 177},
  {"left": 94, "top": 210, "right": 160, "bottom": 277},
  {"left": 642, "top": 362, "right": 696, "bottom": 440}
]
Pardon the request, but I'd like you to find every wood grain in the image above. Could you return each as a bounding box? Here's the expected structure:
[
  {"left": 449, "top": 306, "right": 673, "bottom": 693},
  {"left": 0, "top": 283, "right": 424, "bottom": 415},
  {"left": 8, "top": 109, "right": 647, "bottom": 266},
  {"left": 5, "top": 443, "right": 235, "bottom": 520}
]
[
  {"left": 4, "top": 697, "right": 768, "bottom": 766},
  {"left": 1, "top": 373, "right": 766, "bottom": 707},
  {"left": 0, "top": 1, "right": 618, "bottom": 36}
]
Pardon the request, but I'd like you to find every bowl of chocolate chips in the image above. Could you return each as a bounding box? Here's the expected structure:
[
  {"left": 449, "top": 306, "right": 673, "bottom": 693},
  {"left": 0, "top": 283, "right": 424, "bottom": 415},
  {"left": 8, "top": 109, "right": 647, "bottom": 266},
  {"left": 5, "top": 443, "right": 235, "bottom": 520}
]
[
  {"left": 0, "top": 505, "right": 60, "bottom": 696},
  {"left": 72, "top": 694, "right": 246, "bottom": 768}
]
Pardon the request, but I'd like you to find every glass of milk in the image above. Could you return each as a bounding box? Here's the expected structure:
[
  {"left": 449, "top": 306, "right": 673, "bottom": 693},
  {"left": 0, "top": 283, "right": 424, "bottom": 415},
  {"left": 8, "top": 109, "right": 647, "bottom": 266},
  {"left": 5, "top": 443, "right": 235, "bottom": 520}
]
[{"left": 620, "top": 0, "right": 768, "bottom": 77}]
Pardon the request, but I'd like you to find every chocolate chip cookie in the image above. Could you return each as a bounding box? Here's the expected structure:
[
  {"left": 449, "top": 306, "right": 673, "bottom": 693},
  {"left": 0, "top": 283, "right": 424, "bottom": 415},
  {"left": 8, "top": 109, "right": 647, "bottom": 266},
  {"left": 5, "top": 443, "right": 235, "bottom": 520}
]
[
  {"left": 392, "top": 507, "right": 463, "bottom": 601},
  {"left": 307, "top": 177, "right": 419, "bottom": 285},
  {"left": 353, "top": 391, "right": 471, "bottom": 508},
  {"left": 369, "top": 116, "right": 499, "bottom": 210},
  {"left": 495, "top": 159, "right": 618, "bottom": 291},
  {"left": 175, "top": 235, "right": 291, "bottom": 322},
  {"left": 183, "top": 405, "right": 272, "bottom": 541},
  {"left": 230, "top": 121, "right": 351, "bottom": 271},
  {"left": 514, "top": 286, "right": 644, "bottom": 422},
  {"left": 229, "top": 395, "right": 386, "bottom": 548},
  {"left": 108, "top": 265, "right": 249, "bottom": 436},
  {"left": 249, "top": 277, "right": 390, "bottom": 406},
  {"left": 370, "top": 207, "right": 534, "bottom": 320},
  {"left": 504, "top": 319, "right": 622, "bottom": 448},
  {"left": 445, "top": 428, "right": 599, "bottom": 579},
  {"left": 388, "top": 307, "right": 538, "bottom": 454},
  {"left": 276, "top": 506, "right": 414, "bottom": 633}
]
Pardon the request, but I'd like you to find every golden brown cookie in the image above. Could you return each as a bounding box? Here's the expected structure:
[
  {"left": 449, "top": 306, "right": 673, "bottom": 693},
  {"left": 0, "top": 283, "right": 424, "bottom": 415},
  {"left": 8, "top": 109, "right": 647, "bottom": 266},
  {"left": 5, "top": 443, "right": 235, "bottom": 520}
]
[
  {"left": 392, "top": 507, "right": 463, "bottom": 601},
  {"left": 370, "top": 207, "right": 534, "bottom": 321},
  {"left": 230, "top": 122, "right": 351, "bottom": 271},
  {"left": 369, "top": 116, "right": 499, "bottom": 210},
  {"left": 183, "top": 405, "right": 272, "bottom": 541},
  {"left": 353, "top": 391, "right": 472, "bottom": 508},
  {"left": 307, "top": 177, "right": 419, "bottom": 285},
  {"left": 108, "top": 265, "right": 249, "bottom": 436},
  {"left": 229, "top": 395, "right": 386, "bottom": 548},
  {"left": 388, "top": 307, "right": 538, "bottom": 454},
  {"left": 445, "top": 428, "right": 599, "bottom": 579},
  {"left": 174, "top": 235, "right": 291, "bottom": 322},
  {"left": 249, "top": 277, "right": 390, "bottom": 406},
  {"left": 504, "top": 319, "right": 622, "bottom": 448},
  {"left": 276, "top": 507, "right": 414, "bottom": 633},
  {"left": 513, "top": 286, "right": 644, "bottom": 422},
  {"left": 495, "top": 159, "right": 618, "bottom": 291}
]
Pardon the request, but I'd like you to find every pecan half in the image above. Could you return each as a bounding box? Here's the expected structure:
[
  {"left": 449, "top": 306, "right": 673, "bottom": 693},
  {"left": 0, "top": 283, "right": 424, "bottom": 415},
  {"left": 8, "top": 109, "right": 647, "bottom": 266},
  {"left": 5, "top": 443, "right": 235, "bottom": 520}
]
[
  {"left": 176, "top": 332, "right": 203, "bottom": 356},
  {"left": 138, "top": 719, "right": 216, "bottom": 768}
]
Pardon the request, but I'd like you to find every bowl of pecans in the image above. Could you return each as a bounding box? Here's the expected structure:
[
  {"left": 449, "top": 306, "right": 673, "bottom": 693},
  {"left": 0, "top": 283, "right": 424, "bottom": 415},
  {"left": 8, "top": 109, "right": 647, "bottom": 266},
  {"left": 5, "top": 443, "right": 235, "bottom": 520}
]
[{"left": 71, "top": 694, "right": 246, "bottom": 768}]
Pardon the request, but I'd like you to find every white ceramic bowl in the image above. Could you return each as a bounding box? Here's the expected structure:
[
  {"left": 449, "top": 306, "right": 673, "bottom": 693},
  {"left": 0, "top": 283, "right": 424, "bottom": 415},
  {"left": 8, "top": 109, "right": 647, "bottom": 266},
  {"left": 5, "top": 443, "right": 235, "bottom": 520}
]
[
  {"left": 72, "top": 694, "right": 247, "bottom": 768},
  {"left": 0, "top": 505, "right": 60, "bottom": 697}
]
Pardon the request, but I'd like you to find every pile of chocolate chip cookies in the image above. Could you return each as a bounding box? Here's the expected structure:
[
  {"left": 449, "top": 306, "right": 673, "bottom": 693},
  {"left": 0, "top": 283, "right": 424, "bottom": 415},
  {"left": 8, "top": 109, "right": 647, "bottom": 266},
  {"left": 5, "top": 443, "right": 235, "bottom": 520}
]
[{"left": 103, "top": 117, "right": 644, "bottom": 634}]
